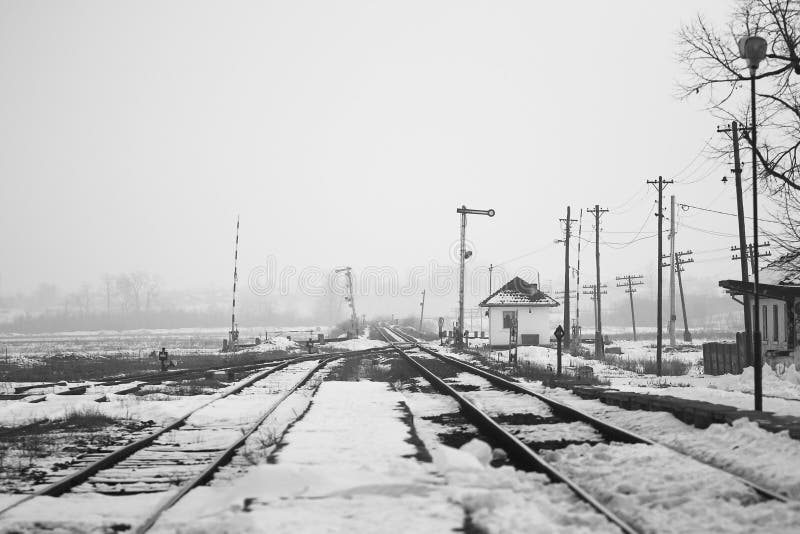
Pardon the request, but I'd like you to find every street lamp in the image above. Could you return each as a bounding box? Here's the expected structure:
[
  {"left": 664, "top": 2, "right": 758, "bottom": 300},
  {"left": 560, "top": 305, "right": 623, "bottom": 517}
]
[
  {"left": 455, "top": 205, "right": 495, "bottom": 349},
  {"left": 738, "top": 35, "right": 767, "bottom": 411}
]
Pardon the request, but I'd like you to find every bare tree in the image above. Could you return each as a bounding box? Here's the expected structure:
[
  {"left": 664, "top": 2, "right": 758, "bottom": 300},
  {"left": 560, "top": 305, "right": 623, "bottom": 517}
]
[
  {"left": 145, "top": 274, "right": 159, "bottom": 310},
  {"left": 678, "top": 0, "right": 800, "bottom": 267},
  {"left": 101, "top": 274, "right": 115, "bottom": 314},
  {"left": 116, "top": 274, "right": 133, "bottom": 313},
  {"left": 77, "top": 283, "right": 91, "bottom": 316},
  {"left": 128, "top": 271, "right": 148, "bottom": 312},
  {"left": 678, "top": 0, "right": 800, "bottom": 194}
]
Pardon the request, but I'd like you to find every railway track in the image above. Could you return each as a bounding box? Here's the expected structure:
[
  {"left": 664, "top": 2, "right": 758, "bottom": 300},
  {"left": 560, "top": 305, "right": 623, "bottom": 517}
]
[
  {"left": 0, "top": 345, "right": 393, "bottom": 533},
  {"left": 379, "top": 325, "right": 793, "bottom": 533}
]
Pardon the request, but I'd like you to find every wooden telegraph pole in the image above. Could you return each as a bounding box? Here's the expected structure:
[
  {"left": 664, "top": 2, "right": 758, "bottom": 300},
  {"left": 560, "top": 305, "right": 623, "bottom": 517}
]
[
  {"left": 585, "top": 205, "right": 608, "bottom": 359},
  {"left": 616, "top": 275, "right": 644, "bottom": 341},
  {"left": 718, "top": 122, "right": 753, "bottom": 366},
  {"left": 674, "top": 251, "right": 694, "bottom": 342},
  {"left": 647, "top": 176, "right": 673, "bottom": 376},
  {"left": 560, "top": 207, "right": 577, "bottom": 347}
]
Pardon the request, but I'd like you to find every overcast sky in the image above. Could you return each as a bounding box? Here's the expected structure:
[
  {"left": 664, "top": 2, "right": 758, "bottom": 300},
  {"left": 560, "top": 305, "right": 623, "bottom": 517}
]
[{"left": 0, "top": 1, "right": 773, "bottom": 317}]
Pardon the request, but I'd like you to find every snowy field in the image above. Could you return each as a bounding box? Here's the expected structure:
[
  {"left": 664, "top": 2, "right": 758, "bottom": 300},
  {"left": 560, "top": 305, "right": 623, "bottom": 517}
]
[{"left": 0, "top": 325, "right": 330, "bottom": 362}]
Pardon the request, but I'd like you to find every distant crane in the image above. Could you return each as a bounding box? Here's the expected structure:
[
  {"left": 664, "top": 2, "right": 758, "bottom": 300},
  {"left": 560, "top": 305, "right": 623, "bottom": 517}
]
[{"left": 335, "top": 267, "right": 359, "bottom": 337}]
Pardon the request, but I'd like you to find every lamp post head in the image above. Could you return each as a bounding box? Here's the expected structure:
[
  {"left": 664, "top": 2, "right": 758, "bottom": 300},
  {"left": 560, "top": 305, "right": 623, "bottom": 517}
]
[{"left": 738, "top": 36, "right": 767, "bottom": 69}]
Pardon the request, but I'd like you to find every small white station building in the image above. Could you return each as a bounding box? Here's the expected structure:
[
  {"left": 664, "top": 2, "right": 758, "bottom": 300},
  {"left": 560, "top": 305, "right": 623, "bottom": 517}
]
[{"left": 479, "top": 276, "right": 559, "bottom": 348}]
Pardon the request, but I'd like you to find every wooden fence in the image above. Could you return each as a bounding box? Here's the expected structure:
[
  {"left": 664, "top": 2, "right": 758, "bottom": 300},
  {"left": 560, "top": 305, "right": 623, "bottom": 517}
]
[{"left": 702, "top": 333, "right": 748, "bottom": 375}]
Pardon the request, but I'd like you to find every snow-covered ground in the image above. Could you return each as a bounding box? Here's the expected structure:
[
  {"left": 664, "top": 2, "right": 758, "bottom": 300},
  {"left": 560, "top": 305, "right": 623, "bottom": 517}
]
[
  {"left": 152, "top": 380, "right": 620, "bottom": 533},
  {"left": 479, "top": 340, "right": 800, "bottom": 414},
  {"left": 0, "top": 325, "right": 328, "bottom": 360}
]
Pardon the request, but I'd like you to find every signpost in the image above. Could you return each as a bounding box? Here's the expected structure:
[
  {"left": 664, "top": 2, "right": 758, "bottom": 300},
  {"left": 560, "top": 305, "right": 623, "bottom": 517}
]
[
  {"left": 509, "top": 314, "right": 518, "bottom": 364},
  {"left": 554, "top": 325, "right": 565, "bottom": 376},
  {"left": 438, "top": 317, "right": 445, "bottom": 345}
]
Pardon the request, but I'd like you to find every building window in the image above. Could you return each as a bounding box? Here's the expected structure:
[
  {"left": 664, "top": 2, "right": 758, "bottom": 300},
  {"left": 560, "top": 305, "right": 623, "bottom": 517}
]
[
  {"left": 763, "top": 305, "right": 768, "bottom": 341},
  {"left": 502, "top": 311, "right": 516, "bottom": 329},
  {"left": 774, "top": 304, "right": 779, "bottom": 342}
]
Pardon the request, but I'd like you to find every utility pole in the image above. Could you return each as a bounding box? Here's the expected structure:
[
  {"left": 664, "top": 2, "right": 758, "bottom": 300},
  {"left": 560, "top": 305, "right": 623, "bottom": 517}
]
[
  {"left": 559, "top": 207, "right": 577, "bottom": 347},
  {"left": 586, "top": 205, "right": 608, "bottom": 358},
  {"left": 419, "top": 290, "right": 426, "bottom": 333},
  {"left": 616, "top": 275, "right": 644, "bottom": 341},
  {"left": 228, "top": 216, "right": 240, "bottom": 353},
  {"left": 674, "top": 251, "right": 694, "bottom": 343},
  {"left": 647, "top": 176, "right": 673, "bottom": 376},
  {"left": 335, "top": 267, "right": 359, "bottom": 337},
  {"left": 455, "top": 206, "right": 495, "bottom": 349},
  {"left": 574, "top": 209, "right": 583, "bottom": 348},
  {"left": 718, "top": 122, "right": 753, "bottom": 367},
  {"left": 668, "top": 195, "right": 677, "bottom": 348},
  {"left": 488, "top": 263, "right": 493, "bottom": 341},
  {"left": 582, "top": 283, "right": 607, "bottom": 345}
]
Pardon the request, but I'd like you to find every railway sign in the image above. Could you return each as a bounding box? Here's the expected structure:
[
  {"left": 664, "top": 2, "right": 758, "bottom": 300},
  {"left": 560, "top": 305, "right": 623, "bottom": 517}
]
[
  {"left": 554, "top": 326, "right": 564, "bottom": 376},
  {"left": 554, "top": 325, "right": 565, "bottom": 340}
]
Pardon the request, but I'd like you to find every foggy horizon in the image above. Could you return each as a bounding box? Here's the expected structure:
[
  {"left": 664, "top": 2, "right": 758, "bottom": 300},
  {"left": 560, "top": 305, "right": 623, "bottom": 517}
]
[{"left": 0, "top": 0, "right": 780, "bottom": 327}]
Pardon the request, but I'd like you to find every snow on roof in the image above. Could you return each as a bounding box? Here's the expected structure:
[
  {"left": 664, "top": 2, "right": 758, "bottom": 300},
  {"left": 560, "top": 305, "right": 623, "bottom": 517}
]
[
  {"left": 479, "top": 276, "right": 559, "bottom": 308},
  {"left": 764, "top": 254, "right": 800, "bottom": 286}
]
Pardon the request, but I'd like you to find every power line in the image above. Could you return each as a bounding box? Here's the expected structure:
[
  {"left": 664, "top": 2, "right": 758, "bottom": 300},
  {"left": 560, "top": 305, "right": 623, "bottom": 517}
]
[
  {"left": 671, "top": 136, "right": 714, "bottom": 179},
  {"left": 494, "top": 242, "right": 555, "bottom": 268},
  {"left": 679, "top": 221, "right": 753, "bottom": 238},
  {"left": 675, "top": 160, "right": 726, "bottom": 185},
  {"left": 678, "top": 202, "right": 781, "bottom": 224},
  {"left": 598, "top": 203, "right": 656, "bottom": 249},
  {"left": 609, "top": 184, "right": 649, "bottom": 212}
]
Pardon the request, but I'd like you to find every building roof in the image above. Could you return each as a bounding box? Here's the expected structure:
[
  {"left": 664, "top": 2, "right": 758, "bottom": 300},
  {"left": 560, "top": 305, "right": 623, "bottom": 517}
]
[
  {"left": 720, "top": 254, "right": 800, "bottom": 299},
  {"left": 479, "top": 276, "right": 560, "bottom": 308}
]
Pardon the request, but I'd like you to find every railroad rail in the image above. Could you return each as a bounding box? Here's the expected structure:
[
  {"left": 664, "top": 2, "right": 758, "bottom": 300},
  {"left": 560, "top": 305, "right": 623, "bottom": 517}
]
[
  {"left": 0, "top": 345, "right": 393, "bottom": 529},
  {"left": 379, "top": 325, "right": 790, "bottom": 533}
]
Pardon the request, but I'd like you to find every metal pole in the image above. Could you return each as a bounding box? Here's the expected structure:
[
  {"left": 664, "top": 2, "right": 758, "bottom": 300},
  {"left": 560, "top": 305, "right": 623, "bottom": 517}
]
[
  {"left": 419, "top": 290, "right": 426, "bottom": 334},
  {"left": 488, "top": 263, "right": 493, "bottom": 343},
  {"left": 751, "top": 70, "right": 763, "bottom": 411},
  {"left": 458, "top": 208, "right": 467, "bottom": 349},
  {"left": 731, "top": 121, "right": 754, "bottom": 366},
  {"left": 575, "top": 210, "right": 583, "bottom": 347},
  {"left": 563, "top": 206, "right": 572, "bottom": 347},
  {"left": 669, "top": 195, "right": 676, "bottom": 348}
]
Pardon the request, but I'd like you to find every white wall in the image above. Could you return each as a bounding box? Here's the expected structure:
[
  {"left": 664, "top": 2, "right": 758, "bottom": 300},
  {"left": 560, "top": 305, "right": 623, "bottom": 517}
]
[
  {"left": 487, "top": 306, "right": 554, "bottom": 346},
  {"left": 755, "top": 298, "right": 787, "bottom": 351}
]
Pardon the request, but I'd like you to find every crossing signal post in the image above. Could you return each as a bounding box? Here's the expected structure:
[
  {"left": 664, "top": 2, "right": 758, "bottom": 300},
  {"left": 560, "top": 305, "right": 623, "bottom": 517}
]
[
  {"left": 616, "top": 275, "right": 644, "bottom": 341},
  {"left": 455, "top": 206, "right": 495, "bottom": 349}
]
